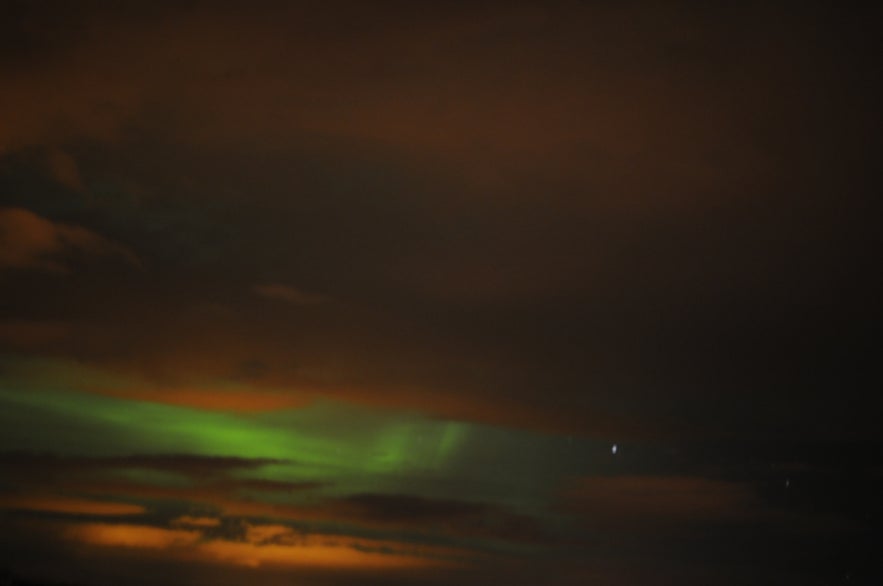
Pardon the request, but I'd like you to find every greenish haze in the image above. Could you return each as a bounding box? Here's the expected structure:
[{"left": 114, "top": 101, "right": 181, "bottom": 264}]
[{"left": 0, "top": 355, "right": 615, "bottom": 508}]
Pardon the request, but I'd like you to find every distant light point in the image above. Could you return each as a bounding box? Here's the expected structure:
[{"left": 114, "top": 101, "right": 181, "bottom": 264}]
[{"left": 611, "top": 443, "right": 618, "bottom": 455}]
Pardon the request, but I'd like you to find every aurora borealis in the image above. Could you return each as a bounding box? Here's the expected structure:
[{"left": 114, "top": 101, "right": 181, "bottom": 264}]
[{"left": 1, "top": 2, "right": 881, "bottom": 585}]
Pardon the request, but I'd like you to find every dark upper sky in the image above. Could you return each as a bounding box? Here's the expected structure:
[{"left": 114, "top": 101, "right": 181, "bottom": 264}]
[{"left": 1, "top": 1, "right": 881, "bottom": 585}]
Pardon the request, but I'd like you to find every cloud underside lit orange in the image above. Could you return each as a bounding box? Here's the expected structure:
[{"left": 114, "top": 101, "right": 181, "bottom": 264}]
[
  {"left": 67, "top": 522, "right": 465, "bottom": 570},
  {"left": 98, "top": 386, "right": 313, "bottom": 412}
]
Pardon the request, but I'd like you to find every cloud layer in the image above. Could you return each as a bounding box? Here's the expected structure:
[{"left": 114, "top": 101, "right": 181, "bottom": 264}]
[{"left": 1, "top": 2, "right": 880, "bottom": 585}]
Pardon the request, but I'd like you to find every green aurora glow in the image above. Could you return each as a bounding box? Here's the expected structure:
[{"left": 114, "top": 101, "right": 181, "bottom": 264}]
[{"left": 0, "top": 366, "right": 606, "bottom": 508}]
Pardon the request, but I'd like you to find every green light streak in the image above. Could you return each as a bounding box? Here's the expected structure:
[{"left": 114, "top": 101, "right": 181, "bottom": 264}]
[
  {"left": 0, "top": 356, "right": 605, "bottom": 508},
  {"left": 0, "top": 386, "right": 471, "bottom": 491}
]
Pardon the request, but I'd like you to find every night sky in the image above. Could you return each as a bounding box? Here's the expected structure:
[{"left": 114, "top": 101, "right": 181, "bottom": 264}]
[{"left": 1, "top": 2, "right": 881, "bottom": 585}]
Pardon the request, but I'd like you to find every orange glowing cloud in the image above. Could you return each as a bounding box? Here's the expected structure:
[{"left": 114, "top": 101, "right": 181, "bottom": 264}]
[
  {"left": 69, "top": 523, "right": 202, "bottom": 549},
  {"left": 198, "top": 537, "right": 455, "bottom": 570},
  {"left": 243, "top": 523, "right": 293, "bottom": 544},
  {"left": 66, "top": 521, "right": 466, "bottom": 570},
  {"left": 170, "top": 516, "right": 222, "bottom": 528},
  {"left": 208, "top": 525, "right": 473, "bottom": 569}
]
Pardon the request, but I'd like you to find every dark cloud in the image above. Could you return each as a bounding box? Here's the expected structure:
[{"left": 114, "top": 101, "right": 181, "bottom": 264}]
[
  {"left": 0, "top": 452, "right": 287, "bottom": 482},
  {"left": 331, "top": 493, "right": 547, "bottom": 544}
]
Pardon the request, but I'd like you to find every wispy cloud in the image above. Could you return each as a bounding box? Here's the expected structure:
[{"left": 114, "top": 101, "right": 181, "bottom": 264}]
[
  {"left": 0, "top": 207, "right": 139, "bottom": 271},
  {"left": 253, "top": 284, "right": 325, "bottom": 306}
]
